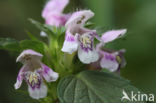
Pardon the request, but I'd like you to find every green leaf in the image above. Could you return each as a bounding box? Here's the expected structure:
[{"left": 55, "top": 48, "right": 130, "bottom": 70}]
[
  {"left": 25, "top": 30, "right": 39, "bottom": 41},
  {"left": 20, "top": 40, "right": 45, "bottom": 54},
  {"left": 29, "top": 18, "right": 54, "bottom": 37},
  {"left": 29, "top": 18, "right": 66, "bottom": 38},
  {"left": 0, "top": 38, "right": 20, "bottom": 51},
  {"left": 58, "top": 70, "right": 148, "bottom": 103}
]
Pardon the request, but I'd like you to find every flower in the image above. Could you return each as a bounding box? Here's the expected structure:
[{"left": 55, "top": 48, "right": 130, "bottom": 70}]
[
  {"left": 61, "top": 10, "right": 99, "bottom": 64},
  {"left": 95, "top": 29, "right": 127, "bottom": 72},
  {"left": 98, "top": 49, "right": 126, "bottom": 72},
  {"left": 42, "top": 0, "right": 71, "bottom": 27},
  {"left": 14, "top": 49, "right": 59, "bottom": 99}
]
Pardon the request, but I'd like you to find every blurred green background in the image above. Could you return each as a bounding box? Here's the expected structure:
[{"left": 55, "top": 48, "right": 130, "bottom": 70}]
[{"left": 0, "top": 0, "right": 156, "bottom": 102}]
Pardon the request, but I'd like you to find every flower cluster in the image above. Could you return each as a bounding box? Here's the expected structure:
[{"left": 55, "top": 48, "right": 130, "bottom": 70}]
[{"left": 14, "top": 0, "right": 127, "bottom": 100}]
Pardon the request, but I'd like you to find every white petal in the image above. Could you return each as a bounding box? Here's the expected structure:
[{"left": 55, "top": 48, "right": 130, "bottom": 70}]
[
  {"left": 78, "top": 47, "right": 99, "bottom": 64},
  {"left": 61, "top": 40, "right": 78, "bottom": 54},
  {"left": 40, "top": 31, "right": 47, "bottom": 37},
  {"left": 100, "top": 57, "right": 119, "bottom": 72},
  {"left": 28, "top": 83, "right": 47, "bottom": 99},
  {"left": 14, "top": 79, "right": 22, "bottom": 89}
]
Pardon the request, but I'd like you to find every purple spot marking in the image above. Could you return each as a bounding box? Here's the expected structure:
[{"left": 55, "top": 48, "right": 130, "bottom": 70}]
[
  {"left": 65, "top": 35, "right": 75, "bottom": 42},
  {"left": 42, "top": 64, "right": 50, "bottom": 74},
  {"left": 17, "top": 75, "right": 21, "bottom": 81},
  {"left": 104, "top": 53, "right": 116, "bottom": 61},
  {"left": 79, "top": 34, "right": 94, "bottom": 52}
]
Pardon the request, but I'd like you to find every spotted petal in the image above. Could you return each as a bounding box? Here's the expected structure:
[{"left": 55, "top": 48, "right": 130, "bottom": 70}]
[
  {"left": 78, "top": 47, "right": 99, "bottom": 64},
  {"left": 61, "top": 31, "right": 79, "bottom": 54},
  {"left": 101, "top": 29, "right": 127, "bottom": 43},
  {"left": 14, "top": 65, "right": 26, "bottom": 89},
  {"left": 100, "top": 51, "right": 119, "bottom": 72},
  {"left": 78, "top": 33, "right": 99, "bottom": 64},
  {"left": 28, "top": 82, "right": 47, "bottom": 99},
  {"left": 41, "top": 64, "right": 59, "bottom": 82}
]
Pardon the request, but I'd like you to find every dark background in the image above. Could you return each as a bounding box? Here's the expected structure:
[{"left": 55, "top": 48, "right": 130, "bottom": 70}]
[{"left": 0, "top": 0, "right": 156, "bottom": 102}]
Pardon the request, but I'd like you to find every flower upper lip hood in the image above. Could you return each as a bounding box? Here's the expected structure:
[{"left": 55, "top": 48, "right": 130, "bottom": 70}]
[
  {"left": 16, "top": 49, "right": 43, "bottom": 63},
  {"left": 101, "top": 29, "right": 127, "bottom": 43},
  {"left": 65, "top": 10, "right": 95, "bottom": 29}
]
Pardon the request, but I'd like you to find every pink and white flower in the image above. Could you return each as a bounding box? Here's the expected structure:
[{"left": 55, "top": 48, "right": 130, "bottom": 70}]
[
  {"left": 96, "top": 29, "right": 127, "bottom": 72},
  {"left": 42, "top": 0, "right": 71, "bottom": 27},
  {"left": 14, "top": 49, "right": 59, "bottom": 99},
  {"left": 61, "top": 10, "right": 99, "bottom": 64},
  {"left": 98, "top": 48, "right": 126, "bottom": 72}
]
